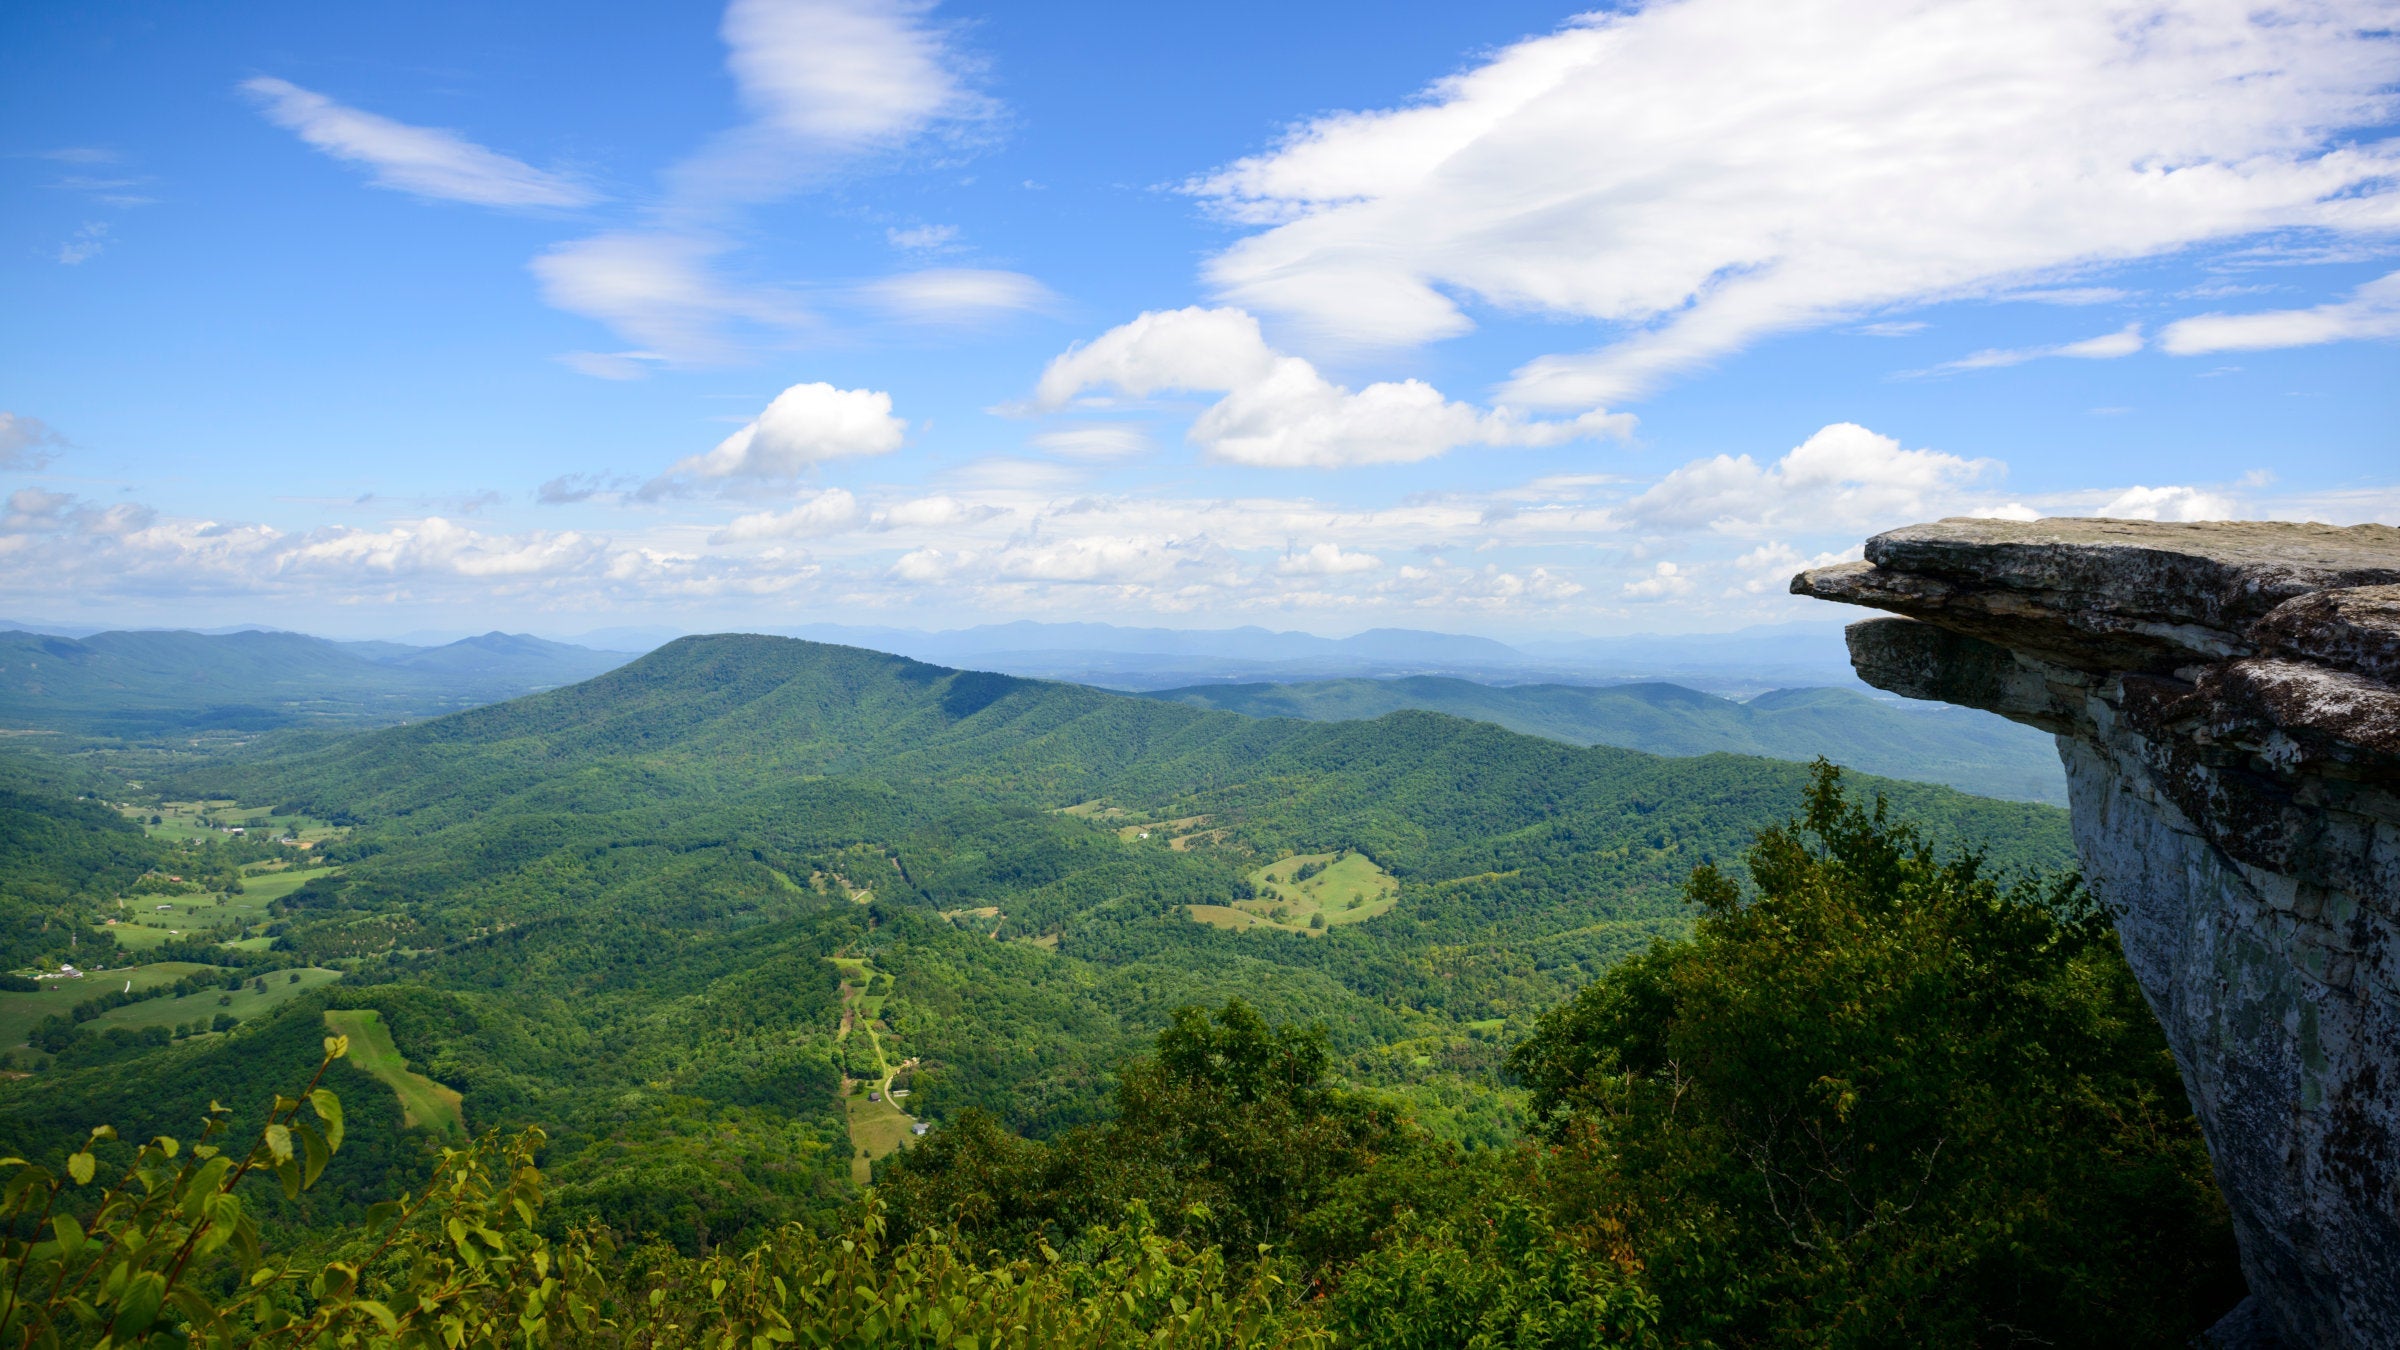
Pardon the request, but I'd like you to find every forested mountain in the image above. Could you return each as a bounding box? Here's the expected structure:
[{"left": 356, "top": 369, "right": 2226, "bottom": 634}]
[
  {"left": 0, "top": 627, "right": 636, "bottom": 735},
  {"left": 0, "top": 633, "right": 2245, "bottom": 1343},
  {"left": 3, "top": 636, "right": 2066, "bottom": 1225},
  {"left": 1142, "top": 676, "right": 2067, "bottom": 804}
]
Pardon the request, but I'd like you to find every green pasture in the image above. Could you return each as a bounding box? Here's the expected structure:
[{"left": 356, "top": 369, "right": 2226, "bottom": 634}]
[
  {"left": 1187, "top": 851, "right": 1401, "bottom": 936},
  {"left": 103, "top": 863, "right": 339, "bottom": 952},
  {"left": 0, "top": 962, "right": 341, "bottom": 1051},
  {"left": 0, "top": 962, "right": 213, "bottom": 1049},
  {"left": 844, "top": 1087, "right": 918, "bottom": 1184},
  {"left": 324, "top": 1008, "right": 465, "bottom": 1136},
  {"left": 122, "top": 800, "right": 347, "bottom": 848},
  {"left": 88, "top": 966, "right": 343, "bottom": 1037}
]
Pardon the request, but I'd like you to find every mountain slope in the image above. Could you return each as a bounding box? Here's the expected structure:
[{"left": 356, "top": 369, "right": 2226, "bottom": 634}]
[
  {"left": 1140, "top": 676, "right": 2066, "bottom": 804},
  {"left": 0, "top": 627, "right": 635, "bottom": 735},
  {"left": 4, "top": 634, "right": 2073, "bottom": 1241}
]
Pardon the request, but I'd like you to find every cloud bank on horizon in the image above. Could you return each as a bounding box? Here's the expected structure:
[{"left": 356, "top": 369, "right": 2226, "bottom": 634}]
[{"left": 2, "top": 0, "right": 2394, "bottom": 635}]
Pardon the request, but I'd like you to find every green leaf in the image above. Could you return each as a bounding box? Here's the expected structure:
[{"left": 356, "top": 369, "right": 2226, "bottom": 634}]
[
  {"left": 277, "top": 1159, "right": 301, "bottom": 1201},
  {"left": 112, "top": 1271, "right": 167, "bottom": 1336},
  {"left": 264, "top": 1124, "right": 293, "bottom": 1165},
  {"left": 352, "top": 1299, "right": 399, "bottom": 1333},
  {"left": 324, "top": 1034, "right": 350, "bottom": 1060},
  {"left": 309, "top": 1089, "right": 344, "bottom": 1153},
  {"left": 299, "top": 1125, "right": 330, "bottom": 1190},
  {"left": 66, "top": 1152, "right": 95, "bottom": 1186},
  {"left": 50, "top": 1214, "right": 85, "bottom": 1257}
]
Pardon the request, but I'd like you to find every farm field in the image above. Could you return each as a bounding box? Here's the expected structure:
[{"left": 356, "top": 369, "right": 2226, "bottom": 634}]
[
  {"left": 0, "top": 961, "right": 213, "bottom": 1050},
  {"left": 122, "top": 800, "right": 347, "bottom": 847},
  {"left": 1188, "top": 851, "right": 1400, "bottom": 935},
  {"left": 324, "top": 1008, "right": 465, "bottom": 1136},
  {"left": 830, "top": 953, "right": 920, "bottom": 1183},
  {"left": 0, "top": 962, "right": 341, "bottom": 1051},
  {"left": 105, "top": 861, "right": 340, "bottom": 951},
  {"left": 88, "top": 966, "right": 343, "bottom": 1037}
]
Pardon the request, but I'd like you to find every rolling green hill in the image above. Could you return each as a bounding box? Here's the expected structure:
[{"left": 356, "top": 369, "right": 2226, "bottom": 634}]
[
  {"left": 0, "top": 627, "right": 634, "bottom": 736},
  {"left": 4, "top": 634, "right": 2075, "bottom": 1246},
  {"left": 1141, "top": 676, "right": 2066, "bottom": 805}
]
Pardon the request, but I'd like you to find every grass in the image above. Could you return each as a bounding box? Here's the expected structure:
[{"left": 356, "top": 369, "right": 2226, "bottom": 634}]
[
  {"left": 103, "top": 863, "right": 341, "bottom": 952},
  {"left": 0, "top": 963, "right": 343, "bottom": 1051},
  {"left": 0, "top": 961, "right": 215, "bottom": 1049},
  {"left": 121, "top": 800, "right": 347, "bottom": 848},
  {"left": 1186, "top": 851, "right": 1401, "bottom": 936},
  {"left": 828, "top": 954, "right": 921, "bottom": 1184},
  {"left": 323, "top": 1009, "right": 465, "bottom": 1137}
]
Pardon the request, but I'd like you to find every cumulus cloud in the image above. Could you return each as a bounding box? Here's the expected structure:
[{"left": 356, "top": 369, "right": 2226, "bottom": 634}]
[
  {"left": 1918, "top": 323, "right": 2145, "bottom": 374},
  {"left": 1034, "top": 307, "right": 1631, "bottom": 468},
  {"left": 240, "top": 77, "right": 596, "bottom": 208},
  {"left": 2095, "top": 485, "right": 2238, "bottom": 521},
  {"left": 1626, "top": 422, "right": 1996, "bottom": 532},
  {"left": 1186, "top": 0, "right": 2400, "bottom": 405},
  {"left": 710, "top": 487, "right": 863, "bottom": 543},
  {"left": 0, "top": 414, "right": 68, "bottom": 470},
  {"left": 1622, "top": 561, "right": 1694, "bottom": 600},
  {"left": 859, "top": 268, "right": 1053, "bottom": 324},
  {"left": 1277, "top": 542, "right": 1381, "bottom": 575},
  {"left": 2160, "top": 270, "right": 2400, "bottom": 353},
  {"left": 660, "top": 382, "right": 906, "bottom": 486}
]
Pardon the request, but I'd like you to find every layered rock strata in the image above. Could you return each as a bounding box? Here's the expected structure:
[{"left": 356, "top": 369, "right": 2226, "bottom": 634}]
[{"left": 1793, "top": 518, "right": 2400, "bottom": 1350}]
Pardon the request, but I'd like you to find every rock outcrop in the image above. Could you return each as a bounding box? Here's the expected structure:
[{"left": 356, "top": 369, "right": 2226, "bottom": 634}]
[{"left": 1793, "top": 518, "right": 2400, "bottom": 1350}]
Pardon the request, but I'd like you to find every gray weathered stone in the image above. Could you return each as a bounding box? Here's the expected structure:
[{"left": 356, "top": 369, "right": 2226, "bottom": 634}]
[{"left": 1795, "top": 518, "right": 2400, "bottom": 1350}]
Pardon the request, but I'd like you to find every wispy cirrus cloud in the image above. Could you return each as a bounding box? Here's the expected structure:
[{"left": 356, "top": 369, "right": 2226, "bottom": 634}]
[
  {"left": 1186, "top": 0, "right": 2400, "bottom": 407},
  {"left": 2160, "top": 270, "right": 2400, "bottom": 353},
  {"left": 1909, "top": 322, "right": 2145, "bottom": 375},
  {"left": 240, "top": 77, "right": 598, "bottom": 209},
  {"left": 541, "top": 0, "right": 1008, "bottom": 367}
]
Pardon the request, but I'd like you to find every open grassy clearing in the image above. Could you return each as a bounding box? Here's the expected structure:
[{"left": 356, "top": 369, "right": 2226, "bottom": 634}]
[
  {"left": 102, "top": 863, "right": 341, "bottom": 952},
  {"left": 827, "top": 954, "right": 921, "bottom": 1183},
  {"left": 0, "top": 961, "right": 215, "bottom": 1049},
  {"left": 324, "top": 1008, "right": 465, "bottom": 1136},
  {"left": 0, "top": 963, "right": 342, "bottom": 1052},
  {"left": 91, "top": 966, "right": 344, "bottom": 1037},
  {"left": 123, "top": 800, "right": 346, "bottom": 848},
  {"left": 1187, "top": 851, "right": 1400, "bottom": 936}
]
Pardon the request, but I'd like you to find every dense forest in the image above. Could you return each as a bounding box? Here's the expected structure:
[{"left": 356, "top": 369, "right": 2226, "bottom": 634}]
[{"left": 0, "top": 636, "right": 2238, "bottom": 1344}]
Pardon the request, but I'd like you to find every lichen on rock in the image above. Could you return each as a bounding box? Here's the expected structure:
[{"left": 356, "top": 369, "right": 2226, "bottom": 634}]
[{"left": 1795, "top": 517, "right": 2400, "bottom": 1350}]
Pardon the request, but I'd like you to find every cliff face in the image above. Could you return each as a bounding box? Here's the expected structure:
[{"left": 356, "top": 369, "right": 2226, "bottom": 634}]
[{"left": 1794, "top": 519, "right": 2400, "bottom": 1350}]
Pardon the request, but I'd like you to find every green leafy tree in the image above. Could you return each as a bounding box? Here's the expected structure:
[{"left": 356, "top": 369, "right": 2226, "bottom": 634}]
[{"left": 1508, "top": 764, "right": 2240, "bottom": 1347}]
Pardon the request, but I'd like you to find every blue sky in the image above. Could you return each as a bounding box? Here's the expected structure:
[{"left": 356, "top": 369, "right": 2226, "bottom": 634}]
[{"left": 3, "top": 0, "right": 2396, "bottom": 640}]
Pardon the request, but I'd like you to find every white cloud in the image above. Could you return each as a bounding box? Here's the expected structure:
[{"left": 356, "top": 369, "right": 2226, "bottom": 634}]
[
  {"left": 2003, "top": 287, "right": 2134, "bottom": 306},
  {"left": 1626, "top": 422, "right": 1996, "bottom": 532},
  {"left": 542, "top": 0, "right": 992, "bottom": 358},
  {"left": 710, "top": 487, "right": 863, "bottom": 543},
  {"left": 56, "top": 223, "right": 108, "bottom": 265},
  {"left": 1187, "top": 0, "right": 2400, "bottom": 406},
  {"left": 534, "top": 233, "right": 809, "bottom": 367},
  {"left": 1276, "top": 542, "right": 1381, "bottom": 575},
  {"left": 0, "top": 413, "right": 67, "bottom": 470},
  {"left": 886, "top": 223, "right": 960, "bottom": 251},
  {"left": 1030, "top": 424, "right": 1151, "bottom": 461},
  {"left": 1855, "top": 321, "right": 1928, "bottom": 337},
  {"left": 859, "top": 268, "right": 1053, "bottom": 324},
  {"left": 662, "top": 382, "right": 906, "bottom": 484},
  {"left": 718, "top": 0, "right": 985, "bottom": 156},
  {"left": 554, "top": 351, "right": 668, "bottom": 381},
  {"left": 2160, "top": 270, "right": 2400, "bottom": 353},
  {"left": 2095, "top": 485, "right": 2238, "bottom": 521},
  {"left": 1622, "top": 561, "right": 1695, "bottom": 599},
  {"left": 1919, "top": 322, "right": 2145, "bottom": 373},
  {"left": 240, "top": 77, "right": 595, "bottom": 209},
  {"left": 874, "top": 495, "right": 999, "bottom": 529},
  {"left": 1034, "top": 307, "right": 1633, "bottom": 468}
]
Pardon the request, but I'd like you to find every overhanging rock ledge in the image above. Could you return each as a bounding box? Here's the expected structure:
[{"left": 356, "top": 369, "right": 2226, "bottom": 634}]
[{"left": 1794, "top": 517, "right": 2400, "bottom": 1350}]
